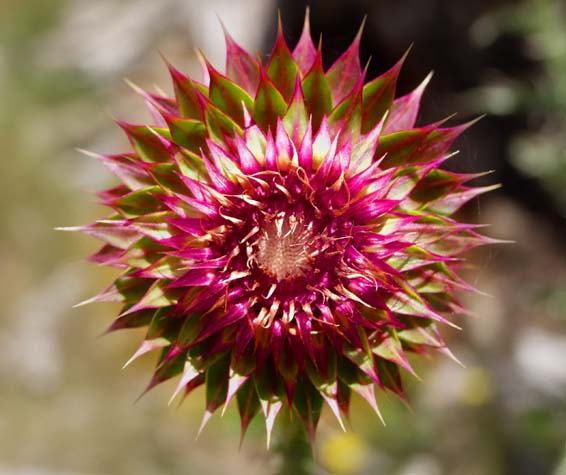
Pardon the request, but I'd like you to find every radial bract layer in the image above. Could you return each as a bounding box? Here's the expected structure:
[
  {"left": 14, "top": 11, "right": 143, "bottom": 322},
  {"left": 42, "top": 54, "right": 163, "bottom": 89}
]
[{"left": 74, "top": 13, "right": 497, "bottom": 444}]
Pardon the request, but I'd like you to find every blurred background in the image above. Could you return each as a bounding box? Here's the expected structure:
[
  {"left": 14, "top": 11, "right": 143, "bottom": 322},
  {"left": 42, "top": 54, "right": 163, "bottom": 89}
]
[{"left": 1, "top": 0, "right": 565, "bottom": 473}]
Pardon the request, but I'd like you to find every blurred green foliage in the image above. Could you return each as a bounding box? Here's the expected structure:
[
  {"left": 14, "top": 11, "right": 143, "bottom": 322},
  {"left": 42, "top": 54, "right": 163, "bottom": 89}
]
[{"left": 468, "top": 0, "right": 566, "bottom": 210}]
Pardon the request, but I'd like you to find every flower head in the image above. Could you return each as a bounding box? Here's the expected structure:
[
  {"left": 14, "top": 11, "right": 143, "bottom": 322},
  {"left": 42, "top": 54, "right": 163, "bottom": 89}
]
[{"left": 73, "top": 14, "right": 496, "bottom": 445}]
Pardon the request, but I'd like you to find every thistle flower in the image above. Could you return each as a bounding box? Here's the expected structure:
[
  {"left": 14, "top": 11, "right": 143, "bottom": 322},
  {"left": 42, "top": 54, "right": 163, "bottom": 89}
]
[{"left": 70, "top": 14, "right": 497, "bottom": 445}]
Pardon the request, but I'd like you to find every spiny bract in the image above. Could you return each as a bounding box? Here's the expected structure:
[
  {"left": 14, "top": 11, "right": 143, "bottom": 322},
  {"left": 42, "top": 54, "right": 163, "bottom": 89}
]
[{"left": 72, "top": 14, "right": 497, "bottom": 445}]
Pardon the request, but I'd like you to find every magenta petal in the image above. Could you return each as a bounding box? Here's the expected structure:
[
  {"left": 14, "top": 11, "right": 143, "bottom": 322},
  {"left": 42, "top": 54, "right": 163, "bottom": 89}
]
[
  {"left": 292, "top": 10, "right": 317, "bottom": 76},
  {"left": 168, "top": 269, "right": 216, "bottom": 288},
  {"left": 264, "top": 129, "right": 278, "bottom": 170},
  {"left": 275, "top": 118, "right": 295, "bottom": 171},
  {"left": 195, "top": 302, "right": 247, "bottom": 343},
  {"left": 223, "top": 26, "right": 260, "bottom": 96},
  {"left": 296, "top": 312, "right": 316, "bottom": 365},
  {"left": 80, "top": 150, "right": 153, "bottom": 191},
  {"left": 384, "top": 72, "right": 432, "bottom": 134},
  {"left": 234, "top": 134, "right": 261, "bottom": 174},
  {"left": 235, "top": 321, "right": 254, "bottom": 360},
  {"left": 350, "top": 198, "right": 400, "bottom": 222},
  {"left": 297, "top": 118, "right": 313, "bottom": 171},
  {"left": 176, "top": 195, "right": 218, "bottom": 218},
  {"left": 202, "top": 154, "right": 235, "bottom": 194},
  {"left": 326, "top": 20, "right": 365, "bottom": 105}
]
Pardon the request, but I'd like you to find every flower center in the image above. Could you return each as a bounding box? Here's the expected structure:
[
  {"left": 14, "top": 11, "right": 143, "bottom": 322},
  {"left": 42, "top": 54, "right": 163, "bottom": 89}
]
[{"left": 255, "top": 211, "right": 314, "bottom": 281}]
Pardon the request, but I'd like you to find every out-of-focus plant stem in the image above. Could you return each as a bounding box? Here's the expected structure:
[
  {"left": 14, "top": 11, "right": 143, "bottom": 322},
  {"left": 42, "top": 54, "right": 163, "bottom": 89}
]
[{"left": 274, "top": 412, "right": 315, "bottom": 475}]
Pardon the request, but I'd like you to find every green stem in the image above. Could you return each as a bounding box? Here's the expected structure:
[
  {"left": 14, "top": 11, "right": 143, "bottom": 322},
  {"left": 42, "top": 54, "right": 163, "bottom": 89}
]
[{"left": 274, "top": 412, "right": 314, "bottom": 475}]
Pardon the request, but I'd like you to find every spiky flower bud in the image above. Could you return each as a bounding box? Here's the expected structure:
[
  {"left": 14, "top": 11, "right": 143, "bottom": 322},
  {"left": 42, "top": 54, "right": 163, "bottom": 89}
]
[{"left": 70, "top": 14, "right": 496, "bottom": 445}]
